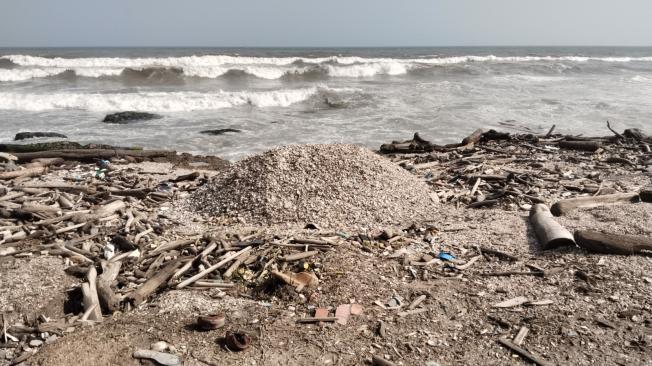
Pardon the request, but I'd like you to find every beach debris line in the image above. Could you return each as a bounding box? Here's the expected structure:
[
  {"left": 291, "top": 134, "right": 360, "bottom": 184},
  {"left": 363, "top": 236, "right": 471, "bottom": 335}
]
[{"left": 379, "top": 122, "right": 651, "bottom": 210}]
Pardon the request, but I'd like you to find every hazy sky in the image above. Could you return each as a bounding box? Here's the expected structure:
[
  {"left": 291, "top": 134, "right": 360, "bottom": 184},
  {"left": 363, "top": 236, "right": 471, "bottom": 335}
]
[{"left": 1, "top": 0, "right": 651, "bottom": 47}]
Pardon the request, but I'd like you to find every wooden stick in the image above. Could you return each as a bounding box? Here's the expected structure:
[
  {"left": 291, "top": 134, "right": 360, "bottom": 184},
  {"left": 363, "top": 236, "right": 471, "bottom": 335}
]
[
  {"left": 479, "top": 247, "right": 519, "bottom": 262},
  {"left": 371, "top": 355, "right": 398, "bottom": 366},
  {"left": 123, "top": 259, "right": 182, "bottom": 306},
  {"left": 559, "top": 140, "right": 601, "bottom": 152},
  {"left": 176, "top": 246, "right": 251, "bottom": 289},
  {"left": 551, "top": 192, "right": 640, "bottom": 216},
  {"left": 281, "top": 250, "right": 318, "bottom": 262},
  {"left": 497, "top": 338, "right": 551, "bottom": 366},
  {"left": 513, "top": 326, "right": 529, "bottom": 346},
  {"left": 530, "top": 204, "right": 575, "bottom": 249},
  {"left": 295, "top": 317, "right": 338, "bottom": 324},
  {"left": 574, "top": 230, "right": 652, "bottom": 255}
]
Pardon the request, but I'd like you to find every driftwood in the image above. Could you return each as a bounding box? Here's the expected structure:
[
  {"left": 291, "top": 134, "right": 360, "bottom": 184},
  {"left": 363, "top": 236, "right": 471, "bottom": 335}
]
[
  {"left": 123, "top": 260, "right": 182, "bottom": 307},
  {"left": 574, "top": 230, "right": 652, "bottom": 255},
  {"left": 72, "top": 199, "right": 125, "bottom": 223},
  {"left": 371, "top": 355, "right": 398, "bottom": 366},
  {"left": 461, "top": 128, "right": 486, "bottom": 146},
  {"left": 550, "top": 192, "right": 640, "bottom": 216},
  {"left": 0, "top": 166, "right": 46, "bottom": 180},
  {"left": 81, "top": 266, "right": 103, "bottom": 322},
  {"left": 529, "top": 204, "right": 575, "bottom": 249},
  {"left": 176, "top": 246, "right": 252, "bottom": 289},
  {"left": 96, "top": 261, "right": 122, "bottom": 313},
  {"left": 497, "top": 338, "right": 552, "bottom": 366},
  {"left": 558, "top": 140, "right": 601, "bottom": 152},
  {"left": 12, "top": 149, "right": 175, "bottom": 163}
]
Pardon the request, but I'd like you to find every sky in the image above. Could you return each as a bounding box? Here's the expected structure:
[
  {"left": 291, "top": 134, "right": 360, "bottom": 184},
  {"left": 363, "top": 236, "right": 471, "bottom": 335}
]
[{"left": 1, "top": 0, "right": 651, "bottom": 47}]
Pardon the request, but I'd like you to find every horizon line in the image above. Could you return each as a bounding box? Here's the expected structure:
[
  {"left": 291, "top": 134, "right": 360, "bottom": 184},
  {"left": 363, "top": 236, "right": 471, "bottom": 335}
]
[{"left": 1, "top": 45, "right": 652, "bottom": 49}]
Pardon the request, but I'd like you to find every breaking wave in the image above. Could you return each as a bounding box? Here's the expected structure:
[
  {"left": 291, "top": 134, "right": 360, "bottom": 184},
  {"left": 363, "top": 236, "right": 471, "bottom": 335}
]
[
  {"left": 2, "top": 53, "right": 652, "bottom": 82},
  {"left": 0, "top": 86, "right": 355, "bottom": 112}
]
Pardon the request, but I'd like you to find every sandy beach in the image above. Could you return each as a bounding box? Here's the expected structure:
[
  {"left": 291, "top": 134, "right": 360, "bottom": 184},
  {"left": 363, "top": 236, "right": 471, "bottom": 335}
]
[{"left": 0, "top": 127, "right": 650, "bottom": 365}]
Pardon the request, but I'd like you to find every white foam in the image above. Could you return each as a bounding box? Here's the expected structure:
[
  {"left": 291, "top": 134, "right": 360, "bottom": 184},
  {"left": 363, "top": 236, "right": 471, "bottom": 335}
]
[
  {"left": 2, "top": 54, "right": 652, "bottom": 82},
  {"left": 0, "top": 68, "right": 66, "bottom": 82},
  {"left": 0, "top": 87, "right": 330, "bottom": 112}
]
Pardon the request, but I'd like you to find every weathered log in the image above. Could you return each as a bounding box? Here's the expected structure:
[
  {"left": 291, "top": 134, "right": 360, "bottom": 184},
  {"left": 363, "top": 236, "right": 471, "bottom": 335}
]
[
  {"left": 81, "top": 267, "right": 103, "bottom": 322},
  {"left": 558, "top": 140, "right": 601, "bottom": 152},
  {"left": 72, "top": 199, "right": 125, "bottom": 223},
  {"left": 574, "top": 230, "right": 652, "bottom": 255},
  {"left": 550, "top": 193, "right": 640, "bottom": 216},
  {"left": 461, "top": 128, "right": 486, "bottom": 146},
  {"left": 97, "top": 261, "right": 122, "bottom": 313},
  {"left": 11, "top": 149, "right": 175, "bottom": 163},
  {"left": 123, "top": 259, "right": 182, "bottom": 307},
  {"left": 529, "top": 204, "right": 575, "bottom": 249},
  {"left": 17, "top": 183, "right": 95, "bottom": 194},
  {"left": 0, "top": 166, "right": 46, "bottom": 180}
]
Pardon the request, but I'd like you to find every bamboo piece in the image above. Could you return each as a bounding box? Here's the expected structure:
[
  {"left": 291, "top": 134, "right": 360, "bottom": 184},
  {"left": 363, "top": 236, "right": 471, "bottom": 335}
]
[
  {"left": 574, "top": 230, "right": 652, "bottom": 255},
  {"left": 529, "top": 204, "right": 575, "bottom": 249},
  {"left": 551, "top": 192, "right": 640, "bottom": 216}
]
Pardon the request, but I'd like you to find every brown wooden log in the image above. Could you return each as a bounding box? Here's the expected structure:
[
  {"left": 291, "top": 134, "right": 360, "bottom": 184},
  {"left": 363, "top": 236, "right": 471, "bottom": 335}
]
[
  {"left": 123, "top": 259, "right": 182, "bottom": 307},
  {"left": 574, "top": 230, "right": 652, "bottom": 255},
  {"left": 558, "top": 140, "right": 601, "bottom": 152},
  {"left": 529, "top": 204, "right": 575, "bottom": 249},
  {"left": 0, "top": 166, "right": 46, "bottom": 180},
  {"left": 550, "top": 193, "right": 640, "bottom": 216},
  {"left": 12, "top": 149, "right": 175, "bottom": 163}
]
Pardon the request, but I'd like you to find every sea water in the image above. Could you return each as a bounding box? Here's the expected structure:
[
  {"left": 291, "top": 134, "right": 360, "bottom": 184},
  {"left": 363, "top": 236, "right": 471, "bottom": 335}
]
[{"left": 0, "top": 47, "right": 650, "bottom": 160}]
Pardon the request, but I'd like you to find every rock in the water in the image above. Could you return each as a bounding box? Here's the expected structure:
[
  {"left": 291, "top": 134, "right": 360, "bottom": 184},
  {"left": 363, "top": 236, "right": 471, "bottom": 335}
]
[
  {"left": 14, "top": 132, "right": 68, "bottom": 141},
  {"left": 200, "top": 128, "right": 241, "bottom": 135},
  {"left": 102, "top": 111, "right": 162, "bottom": 124}
]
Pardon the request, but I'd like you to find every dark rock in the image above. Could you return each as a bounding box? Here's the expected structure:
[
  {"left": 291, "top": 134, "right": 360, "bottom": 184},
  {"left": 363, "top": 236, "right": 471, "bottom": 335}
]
[
  {"left": 102, "top": 111, "right": 162, "bottom": 124},
  {"left": 14, "top": 132, "right": 68, "bottom": 141},
  {"left": 200, "top": 129, "right": 241, "bottom": 135}
]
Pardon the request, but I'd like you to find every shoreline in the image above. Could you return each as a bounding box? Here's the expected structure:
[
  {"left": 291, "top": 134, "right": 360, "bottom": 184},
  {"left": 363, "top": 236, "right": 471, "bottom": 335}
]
[{"left": 0, "top": 126, "right": 651, "bottom": 365}]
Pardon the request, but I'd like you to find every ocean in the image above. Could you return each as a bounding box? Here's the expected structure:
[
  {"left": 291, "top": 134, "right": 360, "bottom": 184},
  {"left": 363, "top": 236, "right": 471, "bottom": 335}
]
[{"left": 0, "top": 47, "right": 651, "bottom": 160}]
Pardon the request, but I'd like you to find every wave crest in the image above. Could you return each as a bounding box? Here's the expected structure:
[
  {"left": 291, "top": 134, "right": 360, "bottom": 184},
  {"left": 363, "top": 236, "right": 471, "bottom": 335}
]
[
  {"left": 0, "top": 86, "right": 354, "bottom": 112},
  {"left": 2, "top": 54, "right": 652, "bottom": 82}
]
